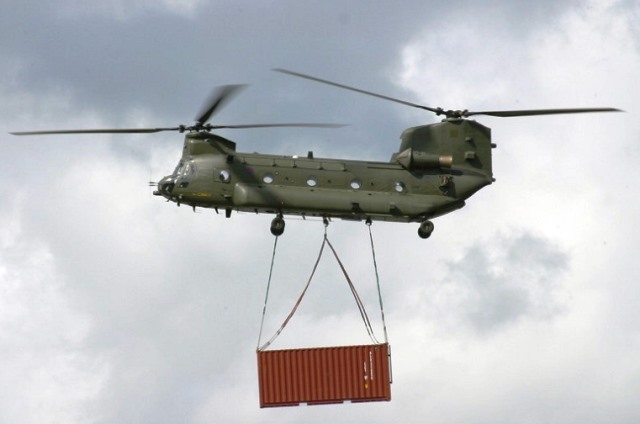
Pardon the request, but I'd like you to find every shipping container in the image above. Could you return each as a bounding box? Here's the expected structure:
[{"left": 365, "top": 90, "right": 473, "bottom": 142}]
[{"left": 257, "top": 343, "right": 391, "bottom": 407}]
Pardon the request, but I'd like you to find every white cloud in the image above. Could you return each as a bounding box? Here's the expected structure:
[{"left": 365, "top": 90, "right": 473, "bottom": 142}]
[
  {"left": 0, "top": 197, "right": 107, "bottom": 423},
  {"left": 388, "top": 1, "right": 640, "bottom": 422}
]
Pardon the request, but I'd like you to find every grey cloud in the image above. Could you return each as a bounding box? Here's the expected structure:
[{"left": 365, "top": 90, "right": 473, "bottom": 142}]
[{"left": 446, "top": 232, "right": 569, "bottom": 333}]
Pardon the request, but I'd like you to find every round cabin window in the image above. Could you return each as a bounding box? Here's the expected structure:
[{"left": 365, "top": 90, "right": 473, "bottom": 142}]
[
  {"left": 263, "top": 173, "right": 274, "bottom": 184},
  {"left": 306, "top": 176, "right": 318, "bottom": 187},
  {"left": 350, "top": 179, "right": 362, "bottom": 190},
  {"left": 394, "top": 181, "right": 406, "bottom": 193}
]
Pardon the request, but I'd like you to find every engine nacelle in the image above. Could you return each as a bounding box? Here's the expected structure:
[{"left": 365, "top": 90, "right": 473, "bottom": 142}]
[{"left": 394, "top": 148, "right": 453, "bottom": 170}]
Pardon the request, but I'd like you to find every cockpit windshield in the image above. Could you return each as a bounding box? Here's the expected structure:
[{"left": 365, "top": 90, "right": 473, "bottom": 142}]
[{"left": 173, "top": 160, "right": 195, "bottom": 177}]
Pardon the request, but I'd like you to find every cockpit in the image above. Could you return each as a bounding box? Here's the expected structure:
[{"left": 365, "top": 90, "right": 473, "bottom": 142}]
[{"left": 154, "top": 159, "right": 196, "bottom": 198}]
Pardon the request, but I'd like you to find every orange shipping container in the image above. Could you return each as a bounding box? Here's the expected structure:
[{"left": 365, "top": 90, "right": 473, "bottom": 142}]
[{"left": 257, "top": 343, "right": 391, "bottom": 407}]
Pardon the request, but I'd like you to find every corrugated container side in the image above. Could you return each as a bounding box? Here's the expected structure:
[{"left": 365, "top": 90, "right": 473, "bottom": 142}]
[{"left": 257, "top": 343, "right": 391, "bottom": 408}]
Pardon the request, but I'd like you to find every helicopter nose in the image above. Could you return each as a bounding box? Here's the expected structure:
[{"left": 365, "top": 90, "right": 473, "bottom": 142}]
[{"left": 154, "top": 176, "right": 175, "bottom": 196}]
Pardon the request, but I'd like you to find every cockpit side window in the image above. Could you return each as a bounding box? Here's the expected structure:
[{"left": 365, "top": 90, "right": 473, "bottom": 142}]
[
  {"left": 173, "top": 160, "right": 184, "bottom": 176},
  {"left": 183, "top": 161, "right": 194, "bottom": 176}
]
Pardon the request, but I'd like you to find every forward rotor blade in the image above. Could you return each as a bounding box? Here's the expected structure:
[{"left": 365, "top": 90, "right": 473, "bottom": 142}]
[
  {"left": 466, "top": 107, "right": 623, "bottom": 118},
  {"left": 274, "top": 68, "right": 442, "bottom": 114},
  {"left": 195, "top": 84, "right": 247, "bottom": 126},
  {"left": 208, "top": 123, "right": 347, "bottom": 129},
  {"left": 10, "top": 123, "right": 345, "bottom": 136},
  {"left": 10, "top": 127, "right": 181, "bottom": 136}
]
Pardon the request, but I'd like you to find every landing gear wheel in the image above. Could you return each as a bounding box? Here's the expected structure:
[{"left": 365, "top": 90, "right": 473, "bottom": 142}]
[
  {"left": 418, "top": 220, "right": 434, "bottom": 239},
  {"left": 270, "top": 216, "right": 285, "bottom": 236}
]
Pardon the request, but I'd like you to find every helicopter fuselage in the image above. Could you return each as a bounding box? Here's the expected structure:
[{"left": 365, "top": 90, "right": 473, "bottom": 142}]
[
  {"left": 10, "top": 68, "right": 619, "bottom": 238},
  {"left": 154, "top": 118, "right": 495, "bottom": 236}
]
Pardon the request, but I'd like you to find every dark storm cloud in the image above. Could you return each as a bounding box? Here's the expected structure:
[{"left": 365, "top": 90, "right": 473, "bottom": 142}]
[
  {"left": 1, "top": 0, "right": 576, "bottom": 159},
  {"left": 2, "top": 2, "right": 426, "bottom": 116}
]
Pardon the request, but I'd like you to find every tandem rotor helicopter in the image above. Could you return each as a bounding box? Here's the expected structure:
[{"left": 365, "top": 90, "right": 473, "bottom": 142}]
[{"left": 11, "top": 69, "right": 621, "bottom": 238}]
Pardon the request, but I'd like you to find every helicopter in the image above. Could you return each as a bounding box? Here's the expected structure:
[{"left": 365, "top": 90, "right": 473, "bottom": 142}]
[{"left": 11, "top": 69, "right": 621, "bottom": 238}]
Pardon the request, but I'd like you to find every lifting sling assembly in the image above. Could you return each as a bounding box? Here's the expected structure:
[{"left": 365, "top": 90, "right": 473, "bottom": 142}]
[{"left": 256, "top": 219, "right": 391, "bottom": 407}]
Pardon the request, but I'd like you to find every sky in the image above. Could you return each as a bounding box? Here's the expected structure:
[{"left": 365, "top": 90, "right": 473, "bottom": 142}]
[{"left": 1, "top": 0, "right": 639, "bottom": 423}]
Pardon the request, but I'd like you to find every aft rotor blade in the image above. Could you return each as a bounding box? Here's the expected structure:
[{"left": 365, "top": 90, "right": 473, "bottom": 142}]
[
  {"left": 10, "top": 127, "right": 181, "bottom": 136},
  {"left": 195, "top": 84, "right": 247, "bottom": 126},
  {"left": 274, "top": 68, "right": 442, "bottom": 114},
  {"left": 466, "top": 107, "right": 623, "bottom": 118}
]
